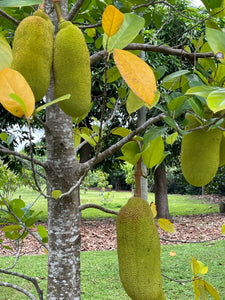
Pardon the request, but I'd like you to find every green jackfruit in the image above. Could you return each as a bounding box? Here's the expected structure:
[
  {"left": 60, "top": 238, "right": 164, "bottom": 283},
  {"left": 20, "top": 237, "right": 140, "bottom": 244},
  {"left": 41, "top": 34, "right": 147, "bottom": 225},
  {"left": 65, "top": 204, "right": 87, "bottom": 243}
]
[
  {"left": 116, "top": 197, "right": 165, "bottom": 300},
  {"left": 11, "top": 10, "right": 54, "bottom": 102},
  {"left": 181, "top": 114, "right": 223, "bottom": 187},
  {"left": 219, "top": 135, "right": 225, "bottom": 167},
  {"left": 53, "top": 21, "right": 91, "bottom": 118}
]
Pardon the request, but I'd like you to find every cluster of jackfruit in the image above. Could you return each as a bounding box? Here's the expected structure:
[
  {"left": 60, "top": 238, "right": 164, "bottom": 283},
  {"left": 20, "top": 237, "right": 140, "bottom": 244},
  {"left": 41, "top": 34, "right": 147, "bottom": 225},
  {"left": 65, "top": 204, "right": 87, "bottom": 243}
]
[
  {"left": 10, "top": 10, "right": 91, "bottom": 118},
  {"left": 116, "top": 197, "right": 166, "bottom": 300},
  {"left": 181, "top": 113, "right": 225, "bottom": 187}
]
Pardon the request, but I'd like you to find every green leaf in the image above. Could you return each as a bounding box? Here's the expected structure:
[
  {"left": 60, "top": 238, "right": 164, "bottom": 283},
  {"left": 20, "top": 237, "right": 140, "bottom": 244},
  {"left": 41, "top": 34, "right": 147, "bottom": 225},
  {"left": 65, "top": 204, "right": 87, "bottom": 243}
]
[
  {"left": 104, "top": 66, "right": 121, "bottom": 83},
  {"left": 189, "top": 97, "right": 205, "bottom": 118},
  {"left": 117, "top": 86, "right": 127, "bottom": 99},
  {"left": 207, "top": 89, "right": 225, "bottom": 113},
  {"left": 1, "top": 224, "right": 22, "bottom": 232},
  {"left": 186, "top": 86, "right": 220, "bottom": 98},
  {"left": 166, "top": 132, "right": 178, "bottom": 145},
  {"left": 118, "top": 141, "right": 141, "bottom": 165},
  {"left": 103, "top": 13, "right": 145, "bottom": 51},
  {"left": 3, "top": 245, "right": 13, "bottom": 250},
  {"left": 143, "top": 127, "right": 167, "bottom": 144},
  {"left": 9, "top": 93, "right": 28, "bottom": 117},
  {"left": 168, "top": 96, "right": 185, "bottom": 111},
  {"left": 163, "top": 116, "right": 177, "bottom": 129},
  {"left": 142, "top": 136, "right": 164, "bottom": 168},
  {"left": 37, "top": 225, "right": 48, "bottom": 238},
  {"left": 126, "top": 89, "right": 144, "bottom": 114},
  {"left": 206, "top": 28, "right": 225, "bottom": 63},
  {"left": 0, "top": 132, "right": 8, "bottom": 142},
  {"left": 95, "top": 36, "right": 103, "bottom": 49},
  {"left": 52, "top": 190, "right": 62, "bottom": 199},
  {"left": 0, "top": 35, "right": 12, "bottom": 70},
  {"left": 162, "top": 70, "right": 190, "bottom": 90},
  {"left": 0, "top": 0, "right": 42, "bottom": 7},
  {"left": 35, "top": 94, "right": 71, "bottom": 114},
  {"left": 112, "top": 127, "right": 132, "bottom": 137}
]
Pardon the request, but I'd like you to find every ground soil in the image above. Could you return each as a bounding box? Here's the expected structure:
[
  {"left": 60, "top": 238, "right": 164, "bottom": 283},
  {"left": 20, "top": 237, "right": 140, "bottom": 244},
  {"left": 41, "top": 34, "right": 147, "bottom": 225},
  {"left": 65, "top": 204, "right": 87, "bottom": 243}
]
[{"left": 0, "top": 211, "right": 224, "bottom": 256}]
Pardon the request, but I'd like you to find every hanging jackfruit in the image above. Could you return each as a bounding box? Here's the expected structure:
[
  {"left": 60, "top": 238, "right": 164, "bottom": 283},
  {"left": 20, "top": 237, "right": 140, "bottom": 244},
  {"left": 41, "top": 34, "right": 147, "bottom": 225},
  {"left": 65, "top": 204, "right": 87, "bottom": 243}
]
[
  {"left": 11, "top": 9, "right": 54, "bottom": 102},
  {"left": 116, "top": 197, "right": 165, "bottom": 300},
  {"left": 53, "top": 21, "right": 91, "bottom": 118},
  {"left": 181, "top": 114, "right": 223, "bottom": 187}
]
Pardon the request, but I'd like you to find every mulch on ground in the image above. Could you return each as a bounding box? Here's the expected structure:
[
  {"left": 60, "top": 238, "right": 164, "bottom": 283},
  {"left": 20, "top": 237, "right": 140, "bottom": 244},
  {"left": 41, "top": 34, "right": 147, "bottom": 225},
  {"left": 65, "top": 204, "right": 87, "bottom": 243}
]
[{"left": 0, "top": 213, "right": 224, "bottom": 256}]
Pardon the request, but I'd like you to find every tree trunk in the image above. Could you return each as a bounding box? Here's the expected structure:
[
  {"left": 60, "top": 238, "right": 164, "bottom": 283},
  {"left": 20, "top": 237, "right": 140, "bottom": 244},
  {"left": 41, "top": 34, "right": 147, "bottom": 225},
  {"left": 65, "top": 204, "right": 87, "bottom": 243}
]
[{"left": 154, "top": 162, "right": 169, "bottom": 219}]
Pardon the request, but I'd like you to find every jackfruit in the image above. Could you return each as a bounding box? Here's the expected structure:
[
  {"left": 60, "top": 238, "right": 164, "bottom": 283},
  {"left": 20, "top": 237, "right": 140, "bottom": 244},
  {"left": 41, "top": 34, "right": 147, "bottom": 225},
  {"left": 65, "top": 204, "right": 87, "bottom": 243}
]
[
  {"left": 11, "top": 10, "right": 54, "bottom": 102},
  {"left": 116, "top": 197, "right": 165, "bottom": 300},
  {"left": 219, "top": 135, "right": 225, "bottom": 167},
  {"left": 181, "top": 114, "right": 223, "bottom": 187},
  {"left": 53, "top": 21, "right": 91, "bottom": 118}
]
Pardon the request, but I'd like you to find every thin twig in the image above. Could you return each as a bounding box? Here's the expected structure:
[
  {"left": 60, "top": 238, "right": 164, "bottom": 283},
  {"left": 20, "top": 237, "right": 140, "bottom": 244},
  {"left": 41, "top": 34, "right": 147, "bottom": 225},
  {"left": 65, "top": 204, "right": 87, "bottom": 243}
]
[
  {"left": 162, "top": 273, "right": 200, "bottom": 285},
  {"left": 79, "top": 203, "right": 118, "bottom": 215},
  {"left": 160, "top": 235, "right": 224, "bottom": 244},
  {"left": 0, "top": 9, "right": 19, "bottom": 25},
  {"left": 0, "top": 281, "right": 38, "bottom": 300}
]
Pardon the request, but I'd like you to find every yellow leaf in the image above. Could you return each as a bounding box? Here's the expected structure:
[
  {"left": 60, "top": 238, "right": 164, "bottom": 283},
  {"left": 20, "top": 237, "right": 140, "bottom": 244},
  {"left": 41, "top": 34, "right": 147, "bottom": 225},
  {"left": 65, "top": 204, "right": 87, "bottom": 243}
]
[
  {"left": 191, "top": 255, "right": 200, "bottom": 276},
  {"left": 0, "top": 68, "right": 34, "bottom": 118},
  {"left": 113, "top": 49, "right": 157, "bottom": 106},
  {"left": 102, "top": 5, "right": 124, "bottom": 38},
  {"left": 150, "top": 202, "right": 157, "bottom": 218},
  {"left": 158, "top": 218, "right": 175, "bottom": 233},
  {"left": 198, "top": 260, "right": 208, "bottom": 276},
  {"left": 204, "top": 280, "right": 220, "bottom": 300},
  {"left": 169, "top": 251, "right": 176, "bottom": 256},
  {"left": 44, "top": 248, "right": 48, "bottom": 256},
  {"left": 222, "top": 223, "right": 225, "bottom": 235}
]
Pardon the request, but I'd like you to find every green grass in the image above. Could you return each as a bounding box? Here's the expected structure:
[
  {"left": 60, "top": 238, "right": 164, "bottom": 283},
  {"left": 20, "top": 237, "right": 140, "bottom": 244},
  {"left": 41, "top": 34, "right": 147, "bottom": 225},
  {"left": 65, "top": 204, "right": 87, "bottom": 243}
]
[
  {"left": 8, "top": 188, "right": 219, "bottom": 222},
  {"left": 0, "top": 240, "right": 224, "bottom": 299}
]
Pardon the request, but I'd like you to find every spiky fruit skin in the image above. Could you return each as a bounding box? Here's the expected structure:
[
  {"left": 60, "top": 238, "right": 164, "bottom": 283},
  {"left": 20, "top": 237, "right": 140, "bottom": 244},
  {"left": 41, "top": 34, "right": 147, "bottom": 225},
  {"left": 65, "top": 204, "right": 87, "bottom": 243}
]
[
  {"left": 53, "top": 21, "right": 91, "bottom": 118},
  {"left": 181, "top": 114, "right": 223, "bottom": 187},
  {"left": 11, "top": 11, "right": 54, "bottom": 102},
  {"left": 117, "top": 197, "right": 165, "bottom": 300}
]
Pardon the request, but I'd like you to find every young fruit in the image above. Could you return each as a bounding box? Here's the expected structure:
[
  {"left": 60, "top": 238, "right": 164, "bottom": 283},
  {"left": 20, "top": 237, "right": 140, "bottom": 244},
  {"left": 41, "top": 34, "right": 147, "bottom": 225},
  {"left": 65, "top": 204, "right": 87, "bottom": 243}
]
[
  {"left": 53, "top": 21, "right": 91, "bottom": 118},
  {"left": 117, "top": 197, "right": 165, "bottom": 300},
  {"left": 11, "top": 10, "right": 54, "bottom": 102},
  {"left": 181, "top": 114, "right": 223, "bottom": 187}
]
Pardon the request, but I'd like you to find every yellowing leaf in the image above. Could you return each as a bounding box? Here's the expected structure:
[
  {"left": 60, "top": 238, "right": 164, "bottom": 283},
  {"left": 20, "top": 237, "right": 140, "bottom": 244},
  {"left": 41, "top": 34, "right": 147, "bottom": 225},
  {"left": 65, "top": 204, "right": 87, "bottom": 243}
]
[
  {"left": 86, "top": 28, "right": 96, "bottom": 38},
  {"left": 150, "top": 202, "right": 157, "bottom": 218},
  {"left": 191, "top": 255, "right": 200, "bottom": 276},
  {"left": 169, "top": 251, "right": 176, "bottom": 256},
  {"left": 113, "top": 49, "right": 157, "bottom": 106},
  {"left": 204, "top": 280, "right": 220, "bottom": 300},
  {"left": 51, "top": 190, "right": 62, "bottom": 199},
  {"left": 0, "top": 68, "right": 35, "bottom": 118},
  {"left": 158, "top": 218, "right": 175, "bottom": 233},
  {"left": 198, "top": 260, "right": 208, "bottom": 276},
  {"left": 222, "top": 223, "right": 225, "bottom": 235},
  {"left": 0, "top": 35, "right": 12, "bottom": 71},
  {"left": 102, "top": 5, "right": 124, "bottom": 38}
]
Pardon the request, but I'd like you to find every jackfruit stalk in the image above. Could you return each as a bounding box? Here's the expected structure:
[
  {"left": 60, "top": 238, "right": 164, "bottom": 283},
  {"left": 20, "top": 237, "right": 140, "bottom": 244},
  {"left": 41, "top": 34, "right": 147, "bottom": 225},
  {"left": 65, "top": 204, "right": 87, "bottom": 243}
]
[
  {"left": 11, "top": 9, "right": 54, "bottom": 102},
  {"left": 53, "top": 21, "right": 91, "bottom": 118},
  {"left": 181, "top": 114, "right": 223, "bottom": 187},
  {"left": 116, "top": 197, "right": 165, "bottom": 300}
]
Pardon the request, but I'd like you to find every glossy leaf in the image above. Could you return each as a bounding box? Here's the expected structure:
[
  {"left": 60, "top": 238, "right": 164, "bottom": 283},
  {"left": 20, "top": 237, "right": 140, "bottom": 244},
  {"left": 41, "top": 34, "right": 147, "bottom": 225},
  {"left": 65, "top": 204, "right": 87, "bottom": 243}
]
[
  {"left": 112, "top": 127, "right": 131, "bottom": 137},
  {"left": 0, "top": 35, "right": 12, "bottom": 71},
  {"left": 142, "top": 136, "right": 164, "bottom": 169},
  {"left": 158, "top": 218, "right": 175, "bottom": 233},
  {"left": 102, "top": 5, "right": 124, "bottom": 38},
  {"left": 168, "top": 96, "right": 185, "bottom": 111},
  {"left": 143, "top": 127, "right": 167, "bottom": 144},
  {"left": 104, "top": 13, "right": 145, "bottom": 51},
  {"left": 0, "top": 68, "right": 35, "bottom": 118},
  {"left": 103, "top": 66, "right": 121, "bottom": 83},
  {"left": 37, "top": 225, "right": 48, "bottom": 238},
  {"left": 163, "top": 70, "right": 190, "bottom": 90},
  {"left": 1, "top": 224, "right": 22, "bottom": 232},
  {"left": 206, "top": 28, "right": 225, "bottom": 63},
  {"left": 207, "top": 89, "right": 225, "bottom": 113},
  {"left": 186, "top": 86, "right": 219, "bottom": 98},
  {"left": 0, "top": 0, "right": 42, "bottom": 7},
  {"left": 150, "top": 202, "right": 157, "bottom": 218},
  {"left": 113, "top": 49, "right": 157, "bottom": 106}
]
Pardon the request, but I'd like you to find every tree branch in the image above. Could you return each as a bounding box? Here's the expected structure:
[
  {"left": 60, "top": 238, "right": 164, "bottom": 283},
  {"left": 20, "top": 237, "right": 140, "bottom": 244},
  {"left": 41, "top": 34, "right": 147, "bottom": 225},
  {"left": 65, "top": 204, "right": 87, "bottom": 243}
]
[
  {"left": 79, "top": 203, "right": 118, "bottom": 215},
  {"left": 0, "top": 269, "right": 43, "bottom": 300},
  {"left": 67, "top": 0, "right": 86, "bottom": 21},
  {"left": 160, "top": 235, "right": 224, "bottom": 244},
  {"left": 0, "top": 281, "right": 37, "bottom": 300},
  {"left": 83, "top": 113, "right": 165, "bottom": 167},
  {"left": 0, "top": 9, "right": 19, "bottom": 25}
]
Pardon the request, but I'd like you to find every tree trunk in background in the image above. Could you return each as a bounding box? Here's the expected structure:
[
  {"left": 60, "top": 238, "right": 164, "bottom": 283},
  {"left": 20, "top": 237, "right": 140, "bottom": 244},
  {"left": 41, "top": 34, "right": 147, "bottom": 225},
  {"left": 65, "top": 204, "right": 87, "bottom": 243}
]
[
  {"left": 154, "top": 162, "right": 169, "bottom": 219},
  {"left": 137, "top": 106, "right": 148, "bottom": 201}
]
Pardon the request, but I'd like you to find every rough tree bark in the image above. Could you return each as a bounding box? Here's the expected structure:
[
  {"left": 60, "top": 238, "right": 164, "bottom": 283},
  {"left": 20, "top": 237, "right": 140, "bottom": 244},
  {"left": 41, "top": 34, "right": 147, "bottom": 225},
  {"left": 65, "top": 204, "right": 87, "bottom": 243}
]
[{"left": 154, "top": 162, "right": 169, "bottom": 219}]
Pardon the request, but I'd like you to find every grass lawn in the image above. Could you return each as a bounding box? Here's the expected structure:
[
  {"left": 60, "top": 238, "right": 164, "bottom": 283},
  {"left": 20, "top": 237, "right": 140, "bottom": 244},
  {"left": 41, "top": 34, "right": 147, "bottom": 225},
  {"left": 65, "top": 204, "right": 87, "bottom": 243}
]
[
  {"left": 9, "top": 187, "right": 220, "bottom": 222},
  {"left": 0, "top": 240, "right": 224, "bottom": 299}
]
